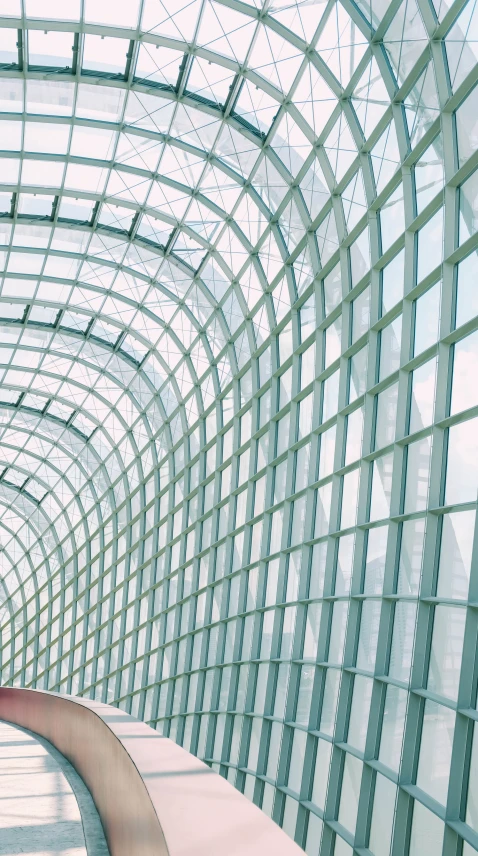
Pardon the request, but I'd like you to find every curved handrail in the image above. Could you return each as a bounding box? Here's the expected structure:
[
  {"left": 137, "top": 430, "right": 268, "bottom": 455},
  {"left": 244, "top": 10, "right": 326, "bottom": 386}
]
[{"left": 0, "top": 686, "right": 304, "bottom": 856}]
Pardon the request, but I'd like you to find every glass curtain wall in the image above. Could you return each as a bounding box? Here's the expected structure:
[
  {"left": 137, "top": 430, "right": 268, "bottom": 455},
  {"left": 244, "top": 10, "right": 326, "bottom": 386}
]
[{"left": 0, "top": 1, "right": 476, "bottom": 854}]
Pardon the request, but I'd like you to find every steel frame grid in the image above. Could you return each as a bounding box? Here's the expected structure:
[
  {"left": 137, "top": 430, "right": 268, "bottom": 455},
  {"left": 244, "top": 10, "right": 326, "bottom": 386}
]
[{"left": 0, "top": 1, "right": 476, "bottom": 855}]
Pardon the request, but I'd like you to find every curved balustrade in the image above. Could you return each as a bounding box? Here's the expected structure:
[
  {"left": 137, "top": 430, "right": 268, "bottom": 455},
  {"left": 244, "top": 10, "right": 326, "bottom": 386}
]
[{"left": 0, "top": 686, "right": 303, "bottom": 856}]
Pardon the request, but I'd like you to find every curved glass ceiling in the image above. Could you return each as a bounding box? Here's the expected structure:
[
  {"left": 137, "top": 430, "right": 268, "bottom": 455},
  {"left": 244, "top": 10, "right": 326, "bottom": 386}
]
[
  {"left": 0, "top": 0, "right": 455, "bottom": 601},
  {"left": 0, "top": 0, "right": 478, "bottom": 853}
]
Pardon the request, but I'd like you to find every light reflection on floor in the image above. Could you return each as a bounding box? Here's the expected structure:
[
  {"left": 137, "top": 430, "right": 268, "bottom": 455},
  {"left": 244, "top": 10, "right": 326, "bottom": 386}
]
[{"left": 0, "top": 720, "right": 87, "bottom": 856}]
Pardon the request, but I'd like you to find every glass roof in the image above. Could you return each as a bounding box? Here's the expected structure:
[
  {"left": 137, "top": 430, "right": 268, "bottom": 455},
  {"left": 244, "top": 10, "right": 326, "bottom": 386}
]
[
  {"left": 1, "top": 2, "right": 478, "bottom": 853},
  {"left": 0, "top": 0, "right": 473, "bottom": 647}
]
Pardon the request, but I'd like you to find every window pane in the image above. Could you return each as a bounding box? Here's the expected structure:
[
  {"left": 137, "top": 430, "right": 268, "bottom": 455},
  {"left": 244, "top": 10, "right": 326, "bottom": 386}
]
[
  {"left": 311, "top": 738, "right": 332, "bottom": 810},
  {"left": 349, "top": 345, "right": 368, "bottom": 402},
  {"left": 352, "top": 286, "right": 371, "bottom": 342},
  {"left": 428, "top": 605, "right": 466, "bottom": 700},
  {"left": 375, "top": 383, "right": 398, "bottom": 449},
  {"left": 436, "top": 511, "right": 475, "bottom": 599},
  {"left": 409, "top": 800, "right": 444, "bottom": 856},
  {"left": 404, "top": 436, "right": 432, "bottom": 514},
  {"left": 446, "top": 419, "right": 478, "bottom": 505},
  {"left": 379, "top": 316, "right": 402, "bottom": 380},
  {"left": 397, "top": 519, "right": 426, "bottom": 595},
  {"left": 364, "top": 525, "right": 388, "bottom": 594},
  {"left": 379, "top": 685, "right": 408, "bottom": 772},
  {"left": 347, "top": 675, "right": 373, "bottom": 751},
  {"left": 356, "top": 600, "right": 381, "bottom": 672},
  {"left": 460, "top": 168, "right": 478, "bottom": 244},
  {"left": 288, "top": 728, "right": 307, "bottom": 793},
  {"left": 368, "top": 773, "right": 397, "bottom": 856},
  {"left": 370, "top": 453, "right": 393, "bottom": 521},
  {"left": 414, "top": 281, "right": 441, "bottom": 355},
  {"left": 451, "top": 331, "right": 478, "bottom": 415},
  {"left": 466, "top": 723, "right": 478, "bottom": 832},
  {"left": 338, "top": 754, "right": 362, "bottom": 836},
  {"left": 0, "top": 8, "right": 475, "bottom": 854},
  {"left": 388, "top": 601, "right": 417, "bottom": 682},
  {"left": 345, "top": 406, "right": 364, "bottom": 465},
  {"left": 456, "top": 252, "right": 478, "bottom": 328},
  {"left": 382, "top": 249, "right": 404, "bottom": 315},
  {"left": 416, "top": 700, "right": 455, "bottom": 805},
  {"left": 409, "top": 358, "right": 437, "bottom": 433},
  {"left": 416, "top": 209, "right": 443, "bottom": 282}
]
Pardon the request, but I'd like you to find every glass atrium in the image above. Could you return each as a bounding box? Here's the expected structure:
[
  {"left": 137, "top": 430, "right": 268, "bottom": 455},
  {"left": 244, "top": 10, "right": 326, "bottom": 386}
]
[{"left": 0, "top": 0, "right": 476, "bottom": 853}]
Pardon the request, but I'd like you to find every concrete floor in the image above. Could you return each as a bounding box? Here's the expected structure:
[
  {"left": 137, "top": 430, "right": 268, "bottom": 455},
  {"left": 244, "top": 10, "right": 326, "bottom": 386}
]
[{"left": 0, "top": 720, "right": 109, "bottom": 856}]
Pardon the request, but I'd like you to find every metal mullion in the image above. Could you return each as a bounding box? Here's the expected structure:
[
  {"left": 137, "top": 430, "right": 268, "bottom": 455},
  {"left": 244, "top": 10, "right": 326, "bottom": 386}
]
[{"left": 0, "top": 6, "right": 477, "bottom": 853}]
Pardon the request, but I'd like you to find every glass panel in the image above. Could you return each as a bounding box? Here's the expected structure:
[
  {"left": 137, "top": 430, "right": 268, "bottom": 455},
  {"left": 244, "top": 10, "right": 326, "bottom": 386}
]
[
  {"left": 86, "top": 0, "right": 140, "bottom": 26},
  {"left": 83, "top": 35, "right": 129, "bottom": 74},
  {"left": 416, "top": 700, "right": 455, "bottom": 805},
  {"left": 415, "top": 138, "right": 444, "bottom": 214},
  {"left": 135, "top": 44, "right": 183, "bottom": 88},
  {"left": 345, "top": 407, "right": 363, "bottom": 465},
  {"left": 409, "top": 800, "right": 444, "bottom": 856},
  {"left": 446, "top": 418, "right": 478, "bottom": 505},
  {"left": 456, "top": 251, "right": 478, "bottom": 328},
  {"left": 347, "top": 675, "right": 373, "bottom": 751},
  {"left": 328, "top": 603, "right": 349, "bottom": 665},
  {"left": 428, "top": 605, "right": 466, "bottom": 700},
  {"left": 0, "top": 8, "right": 473, "bottom": 853},
  {"left": 356, "top": 600, "right": 381, "bottom": 672},
  {"left": 466, "top": 722, "right": 478, "bottom": 832},
  {"left": 320, "top": 669, "right": 341, "bottom": 735},
  {"left": 460, "top": 168, "right": 478, "bottom": 245},
  {"left": 369, "top": 452, "right": 393, "bottom": 521},
  {"left": 306, "top": 813, "right": 323, "bottom": 854},
  {"left": 380, "top": 184, "right": 404, "bottom": 253},
  {"left": 349, "top": 345, "right": 368, "bottom": 403},
  {"left": 451, "top": 331, "right": 478, "bottom": 415},
  {"left": 364, "top": 525, "right": 388, "bottom": 594},
  {"left": 340, "top": 469, "right": 360, "bottom": 530},
  {"left": 409, "top": 358, "right": 437, "bottom": 433},
  {"left": 28, "top": 30, "right": 73, "bottom": 68},
  {"left": 379, "top": 684, "right": 408, "bottom": 772},
  {"left": 352, "top": 286, "right": 371, "bottom": 342},
  {"left": 337, "top": 754, "right": 362, "bottom": 836},
  {"left": 0, "top": 27, "right": 18, "bottom": 64},
  {"left": 325, "top": 316, "right": 342, "bottom": 367},
  {"left": 288, "top": 727, "right": 307, "bottom": 793},
  {"left": 414, "top": 282, "right": 441, "bottom": 356},
  {"left": 382, "top": 249, "right": 404, "bottom": 315},
  {"left": 375, "top": 383, "right": 398, "bottom": 449},
  {"left": 417, "top": 209, "right": 444, "bottom": 282},
  {"left": 397, "top": 519, "right": 426, "bottom": 595},
  {"left": 311, "top": 738, "right": 332, "bottom": 810},
  {"left": 335, "top": 534, "right": 355, "bottom": 594},
  {"left": 404, "top": 436, "right": 432, "bottom": 514},
  {"left": 379, "top": 316, "right": 402, "bottom": 380},
  {"left": 368, "top": 773, "right": 397, "bottom": 856},
  {"left": 436, "top": 511, "right": 475, "bottom": 599},
  {"left": 388, "top": 601, "right": 417, "bottom": 682}
]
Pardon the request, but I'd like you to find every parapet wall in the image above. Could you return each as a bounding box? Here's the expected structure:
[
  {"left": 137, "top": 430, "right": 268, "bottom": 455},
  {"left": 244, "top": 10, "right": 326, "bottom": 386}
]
[{"left": 0, "top": 686, "right": 303, "bottom": 856}]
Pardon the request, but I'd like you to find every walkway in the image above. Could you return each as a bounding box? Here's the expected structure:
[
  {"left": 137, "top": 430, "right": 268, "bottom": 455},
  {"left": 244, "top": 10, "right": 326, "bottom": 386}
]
[{"left": 0, "top": 719, "right": 109, "bottom": 856}]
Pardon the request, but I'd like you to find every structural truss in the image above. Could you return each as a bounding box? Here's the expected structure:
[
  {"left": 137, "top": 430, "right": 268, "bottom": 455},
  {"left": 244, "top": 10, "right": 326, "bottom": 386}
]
[{"left": 0, "top": 0, "right": 477, "bottom": 853}]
